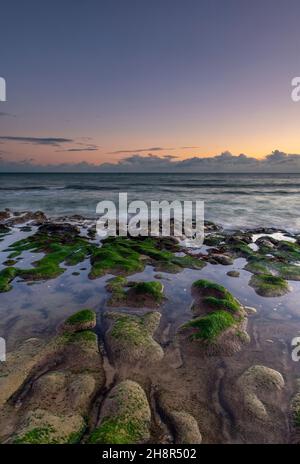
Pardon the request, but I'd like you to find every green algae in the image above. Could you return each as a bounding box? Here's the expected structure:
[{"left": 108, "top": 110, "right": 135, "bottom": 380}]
[
  {"left": 0, "top": 267, "right": 18, "bottom": 292},
  {"left": 184, "top": 310, "right": 236, "bottom": 341},
  {"left": 65, "top": 309, "right": 95, "bottom": 326},
  {"left": 88, "top": 418, "right": 145, "bottom": 444},
  {"left": 249, "top": 274, "right": 289, "bottom": 297},
  {"left": 107, "top": 277, "right": 164, "bottom": 307},
  {"left": 90, "top": 236, "right": 204, "bottom": 278}
]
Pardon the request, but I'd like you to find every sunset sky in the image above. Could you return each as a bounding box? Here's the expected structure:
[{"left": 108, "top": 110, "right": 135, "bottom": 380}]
[{"left": 1, "top": 0, "right": 300, "bottom": 169}]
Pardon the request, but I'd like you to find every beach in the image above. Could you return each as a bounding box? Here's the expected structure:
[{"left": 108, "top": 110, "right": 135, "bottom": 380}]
[{"left": 0, "top": 204, "right": 300, "bottom": 444}]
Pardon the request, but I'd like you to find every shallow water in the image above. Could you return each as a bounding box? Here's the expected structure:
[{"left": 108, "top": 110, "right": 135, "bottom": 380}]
[{"left": 2, "top": 223, "right": 300, "bottom": 443}]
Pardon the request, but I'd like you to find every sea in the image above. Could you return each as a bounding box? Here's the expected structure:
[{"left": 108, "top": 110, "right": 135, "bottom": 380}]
[{"left": 0, "top": 172, "right": 300, "bottom": 231}]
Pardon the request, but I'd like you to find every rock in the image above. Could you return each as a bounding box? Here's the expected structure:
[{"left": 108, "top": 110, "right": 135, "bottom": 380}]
[
  {"left": 88, "top": 380, "right": 151, "bottom": 444},
  {"left": 0, "top": 314, "right": 105, "bottom": 444},
  {"left": 227, "top": 270, "right": 240, "bottom": 278},
  {"left": 256, "top": 236, "right": 278, "bottom": 248},
  {"left": 290, "top": 379, "right": 300, "bottom": 439},
  {"left": 0, "top": 210, "right": 10, "bottom": 222},
  {"left": 249, "top": 274, "right": 289, "bottom": 297},
  {"left": 0, "top": 338, "right": 46, "bottom": 408},
  {"left": 169, "top": 411, "right": 202, "bottom": 444},
  {"left": 209, "top": 253, "right": 234, "bottom": 265},
  {"left": 181, "top": 279, "right": 249, "bottom": 355},
  {"left": 244, "top": 305, "right": 257, "bottom": 314},
  {"left": 13, "top": 408, "right": 85, "bottom": 444},
  {"left": 106, "top": 277, "right": 164, "bottom": 308},
  {"left": 7, "top": 211, "right": 47, "bottom": 226},
  {"left": 104, "top": 311, "right": 163, "bottom": 364},
  {"left": 237, "top": 365, "right": 284, "bottom": 421},
  {"left": 38, "top": 222, "right": 80, "bottom": 236},
  {"left": 59, "top": 309, "right": 96, "bottom": 334}
]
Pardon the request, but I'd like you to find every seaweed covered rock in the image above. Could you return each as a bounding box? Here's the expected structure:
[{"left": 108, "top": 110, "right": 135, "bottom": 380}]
[
  {"left": 223, "top": 364, "right": 286, "bottom": 443},
  {"left": 90, "top": 236, "right": 204, "bottom": 279},
  {"left": 59, "top": 309, "right": 96, "bottom": 333},
  {"left": 13, "top": 409, "right": 85, "bottom": 444},
  {"left": 237, "top": 365, "right": 285, "bottom": 421},
  {"left": 168, "top": 411, "right": 202, "bottom": 444},
  {"left": 0, "top": 267, "right": 18, "bottom": 292},
  {"left": 0, "top": 227, "right": 94, "bottom": 289},
  {"left": 249, "top": 274, "right": 289, "bottom": 297},
  {"left": 104, "top": 311, "right": 163, "bottom": 364},
  {"left": 88, "top": 380, "right": 151, "bottom": 444},
  {"left": 106, "top": 277, "right": 164, "bottom": 308},
  {"left": 181, "top": 279, "right": 249, "bottom": 355},
  {"left": 191, "top": 279, "right": 243, "bottom": 316},
  {"left": 0, "top": 338, "right": 46, "bottom": 408},
  {"left": 290, "top": 378, "right": 300, "bottom": 442}
]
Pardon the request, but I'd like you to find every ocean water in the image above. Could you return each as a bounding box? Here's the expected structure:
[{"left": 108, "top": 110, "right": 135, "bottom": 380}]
[{"left": 0, "top": 172, "right": 300, "bottom": 231}]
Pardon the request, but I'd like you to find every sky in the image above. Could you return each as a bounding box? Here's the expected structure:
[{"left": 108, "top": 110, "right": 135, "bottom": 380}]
[{"left": 1, "top": 0, "right": 300, "bottom": 171}]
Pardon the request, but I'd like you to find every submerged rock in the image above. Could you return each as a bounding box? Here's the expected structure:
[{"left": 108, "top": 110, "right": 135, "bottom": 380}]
[{"left": 227, "top": 270, "right": 240, "bottom": 278}]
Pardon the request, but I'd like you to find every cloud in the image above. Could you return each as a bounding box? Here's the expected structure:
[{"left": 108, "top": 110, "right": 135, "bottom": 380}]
[
  {"left": 1, "top": 150, "right": 300, "bottom": 172},
  {"left": 0, "top": 112, "right": 16, "bottom": 118},
  {"left": 108, "top": 147, "right": 174, "bottom": 154},
  {"left": 180, "top": 146, "right": 201, "bottom": 149},
  {"left": 0, "top": 136, "right": 73, "bottom": 146},
  {"left": 61, "top": 147, "right": 99, "bottom": 152}
]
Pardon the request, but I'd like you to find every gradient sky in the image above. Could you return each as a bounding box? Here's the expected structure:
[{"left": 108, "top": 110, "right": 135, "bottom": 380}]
[{"left": 1, "top": 0, "right": 300, "bottom": 167}]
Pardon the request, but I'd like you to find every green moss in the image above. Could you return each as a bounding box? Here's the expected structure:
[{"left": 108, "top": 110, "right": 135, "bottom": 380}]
[
  {"left": 107, "top": 277, "right": 164, "bottom": 307},
  {"left": 90, "top": 236, "right": 204, "bottom": 279},
  {"left": 131, "top": 281, "right": 163, "bottom": 302},
  {"left": 68, "top": 330, "right": 97, "bottom": 344},
  {"left": 90, "top": 240, "right": 144, "bottom": 278},
  {"left": 106, "top": 276, "right": 127, "bottom": 304},
  {"left": 203, "top": 296, "right": 240, "bottom": 313},
  {"left": 5, "top": 232, "right": 94, "bottom": 285},
  {"left": 65, "top": 309, "right": 95, "bottom": 326},
  {"left": 227, "top": 240, "right": 255, "bottom": 258},
  {"left": 110, "top": 314, "right": 149, "bottom": 345},
  {"left": 245, "top": 257, "right": 269, "bottom": 275},
  {"left": 0, "top": 267, "right": 18, "bottom": 292},
  {"left": 88, "top": 418, "right": 144, "bottom": 444},
  {"left": 184, "top": 310, "right": 236, "bottom": 341},
  {"left": 193, "top": 279, "right": 228, "bottom": 293},
  {"left": 14, "top": 426, "right": 55, "bottom": 444},
  {"left": 249, "top": 273, "right": 289, "bottom": 297}
]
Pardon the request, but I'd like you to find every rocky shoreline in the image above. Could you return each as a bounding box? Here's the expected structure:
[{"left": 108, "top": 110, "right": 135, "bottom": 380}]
[{"left": 1, "top": 209, "right": 300, "bottom": 443}]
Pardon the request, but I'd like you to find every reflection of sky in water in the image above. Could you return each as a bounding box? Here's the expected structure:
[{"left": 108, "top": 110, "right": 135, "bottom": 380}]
[{"left": 1, "top": 224, "right": 300, "bottom": 395}]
